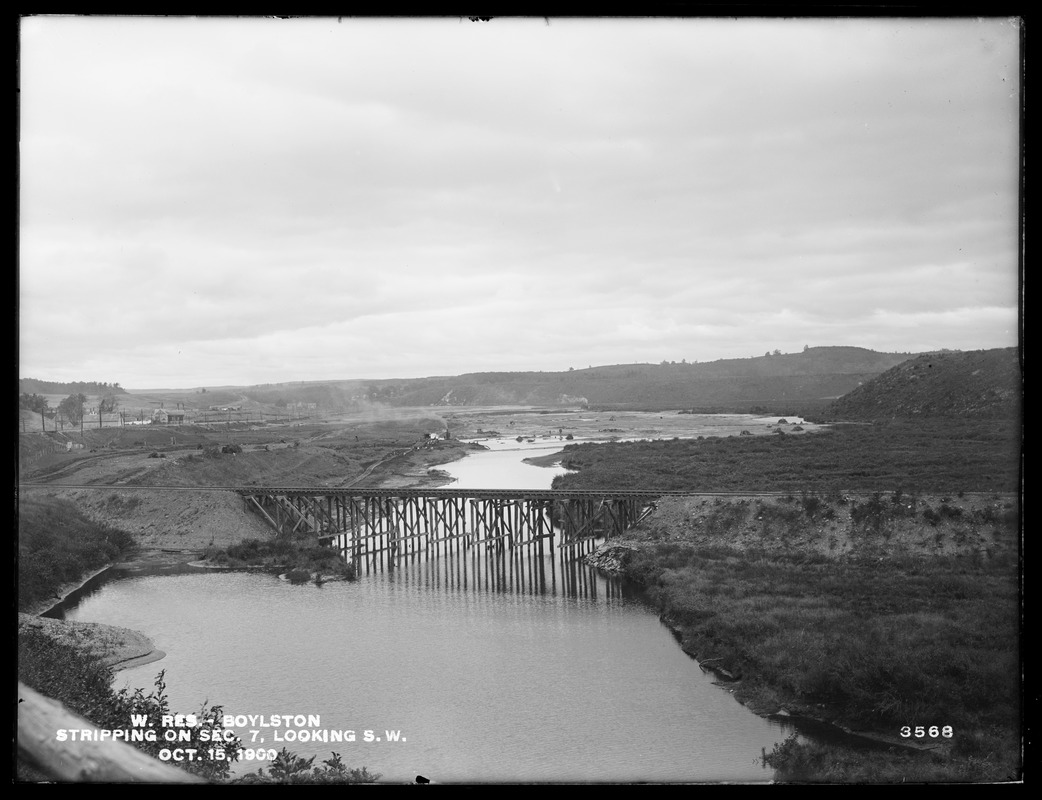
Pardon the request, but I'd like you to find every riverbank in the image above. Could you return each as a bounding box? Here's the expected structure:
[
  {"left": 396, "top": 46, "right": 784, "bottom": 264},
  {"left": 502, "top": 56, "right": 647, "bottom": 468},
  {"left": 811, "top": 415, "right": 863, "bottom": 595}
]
[
  {"left": 18, "top": 431, "right": 477, "bottom": 668},
  {"left": 18, "top": 613, "right": 163, "bottom": 672},
  {"left": 585, "top": 491, "right": 1021, "bottom": 782}
]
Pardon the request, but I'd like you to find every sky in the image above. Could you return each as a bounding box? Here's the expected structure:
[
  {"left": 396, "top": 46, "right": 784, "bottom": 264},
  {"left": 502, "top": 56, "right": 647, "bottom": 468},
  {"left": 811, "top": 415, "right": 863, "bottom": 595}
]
[{"left": 19, "top": 16, "right": 1022, "bottom": 390}]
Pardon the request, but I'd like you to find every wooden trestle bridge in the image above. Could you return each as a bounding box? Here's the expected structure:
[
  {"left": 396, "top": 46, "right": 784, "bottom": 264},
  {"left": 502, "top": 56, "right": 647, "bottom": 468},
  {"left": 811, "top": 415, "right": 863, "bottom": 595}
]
[{"left": 238, "top": 488, "right": 659, "bottom": 575}]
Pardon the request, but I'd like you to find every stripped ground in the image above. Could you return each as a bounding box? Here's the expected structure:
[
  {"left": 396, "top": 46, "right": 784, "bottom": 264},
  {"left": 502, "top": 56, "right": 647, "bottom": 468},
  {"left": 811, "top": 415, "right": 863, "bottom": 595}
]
[
  {"left": 20, "top": 436, "right": 474, "bottom": 561},
  {"left": 633, "top": 491, "right": 1019, "bottom": 559}
]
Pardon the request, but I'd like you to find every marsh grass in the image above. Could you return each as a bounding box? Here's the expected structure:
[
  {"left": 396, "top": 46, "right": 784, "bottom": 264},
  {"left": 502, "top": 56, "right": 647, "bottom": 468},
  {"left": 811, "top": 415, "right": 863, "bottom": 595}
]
[
  {"left": 553, "top": 419, "right": 1019, "bottom": 493},
  {"left": 630, "top": 544, "right": 1020, "bottom": 781},
  {"left": 763, "top": 728, "right": 1021, "bottom": 784}
]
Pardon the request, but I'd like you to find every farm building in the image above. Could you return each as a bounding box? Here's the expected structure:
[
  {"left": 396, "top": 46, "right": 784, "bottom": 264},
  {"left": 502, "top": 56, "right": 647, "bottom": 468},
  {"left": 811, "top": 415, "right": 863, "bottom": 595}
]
[{"left": 152, "top": 409, "right": 187, "bottom": 424}]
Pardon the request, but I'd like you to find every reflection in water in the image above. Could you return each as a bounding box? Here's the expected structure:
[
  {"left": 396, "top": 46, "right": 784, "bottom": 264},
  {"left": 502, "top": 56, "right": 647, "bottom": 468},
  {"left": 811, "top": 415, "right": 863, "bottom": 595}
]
[
  {"left": 336, "top": 506, "right": 615, "bottom": 600},
  {"left": 376, "top": 539, "right": 629, "bottom": 602}
]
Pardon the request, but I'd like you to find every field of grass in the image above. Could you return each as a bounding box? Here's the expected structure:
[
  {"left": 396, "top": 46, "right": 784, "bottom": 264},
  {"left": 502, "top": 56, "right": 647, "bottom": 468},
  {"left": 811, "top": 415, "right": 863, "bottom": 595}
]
[
  {"left": 553, "top": 418, "right": 1021, "bottom": 494},
  {"left": 630, "top": 545, "right": 1018, "bottom": 715}
]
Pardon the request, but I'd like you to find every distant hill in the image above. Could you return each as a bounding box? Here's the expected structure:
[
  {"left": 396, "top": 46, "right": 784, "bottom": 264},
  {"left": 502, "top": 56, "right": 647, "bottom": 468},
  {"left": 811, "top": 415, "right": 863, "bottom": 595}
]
[
  {"left": 105, "top": 346, "right": 972, "bottom": 416},
  {"left": 824, "top": 348, "right": 1021, "bottom": 420},
  {"left": 19, "top": 379, "right": 127, "bottom": 396},
  {"left": 345, "top": 346, "right": 916, "bottom": 412}
]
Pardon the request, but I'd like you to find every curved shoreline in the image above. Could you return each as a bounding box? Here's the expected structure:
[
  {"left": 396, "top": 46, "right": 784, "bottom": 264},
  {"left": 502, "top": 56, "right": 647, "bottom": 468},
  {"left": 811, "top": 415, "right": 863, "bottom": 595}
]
[
  {"left": 583, "top": 543, "right": 937, "bottom": 757},
  {"left": 18, "top": 612, "right": 163, "bottom": 674},
  {"left": 24, "top": 562, "right": 170, "bottom": 674}
]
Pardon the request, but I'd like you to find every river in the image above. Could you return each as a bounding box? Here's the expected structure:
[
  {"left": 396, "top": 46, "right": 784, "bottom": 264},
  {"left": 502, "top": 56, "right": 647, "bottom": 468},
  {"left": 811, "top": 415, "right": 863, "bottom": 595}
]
[{"left": 52, "top": 417, "right": 795, "bottom": 783}]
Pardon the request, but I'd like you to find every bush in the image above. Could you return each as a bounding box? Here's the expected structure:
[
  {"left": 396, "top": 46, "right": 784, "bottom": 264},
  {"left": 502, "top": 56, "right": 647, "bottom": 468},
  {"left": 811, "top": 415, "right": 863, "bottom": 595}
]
[
  {"left": 234, "top": 749, "right": 380, "bottom": 784},
  {"left": 799, "top": 493, "right": 831, "bottom": 520},
  {"left": 923, "top": 507, "right": 942, "bottom": 526},
  {"left": 850, "top": 493, "right": 890, "bottom": 533},
  {"left": 18, "top": 498, "right": 137, "bottom": 610},
  {"left": 18, "top": 628, "right": 241, "bottom": 782}
]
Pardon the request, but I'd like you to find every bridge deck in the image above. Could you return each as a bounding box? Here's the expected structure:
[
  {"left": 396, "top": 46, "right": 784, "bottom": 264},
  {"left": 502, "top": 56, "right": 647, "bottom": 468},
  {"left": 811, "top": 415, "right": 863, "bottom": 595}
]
[{"left": 235, "top": 487, "right": 667, "bottom": 500}]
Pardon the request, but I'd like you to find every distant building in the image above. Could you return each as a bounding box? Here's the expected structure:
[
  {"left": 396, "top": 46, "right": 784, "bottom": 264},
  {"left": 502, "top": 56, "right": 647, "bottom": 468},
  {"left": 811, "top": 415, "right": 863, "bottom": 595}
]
[{"left": 152, "top": 409, "right": 187, "bottom": 425}]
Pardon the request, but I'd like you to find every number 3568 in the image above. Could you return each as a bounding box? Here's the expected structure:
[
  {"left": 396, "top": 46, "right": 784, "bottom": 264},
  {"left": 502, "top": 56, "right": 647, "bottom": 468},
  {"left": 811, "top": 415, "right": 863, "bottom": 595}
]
[{"left": 900, "top": 726, "right": 952, "bottom": 738}]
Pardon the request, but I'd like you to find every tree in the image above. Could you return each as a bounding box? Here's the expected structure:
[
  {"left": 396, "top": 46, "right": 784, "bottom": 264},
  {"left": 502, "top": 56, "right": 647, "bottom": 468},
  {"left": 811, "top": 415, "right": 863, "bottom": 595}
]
[
  {"left": 99, "top": 395, "right": 118, "bottom": 414},
  {"left": 58, "top": 393, "right": 87, "bottom": 426},
  {"left": 20, "top": 393, "right": 49, "bottom": 430},
  {"left": 773, "top": 349, "right": 782, "bottom": 356},
  {"left": 20, "top": 393, "right": 47, "bottom": 413}
]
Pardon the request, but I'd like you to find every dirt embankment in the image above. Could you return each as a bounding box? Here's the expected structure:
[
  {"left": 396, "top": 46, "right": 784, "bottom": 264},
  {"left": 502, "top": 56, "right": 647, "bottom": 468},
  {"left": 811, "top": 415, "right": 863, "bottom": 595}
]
[
  {"left": 18, "top": 430, "right": 475, "bottom": 666},
  {"left": 622, "top": 491, "right": 1019, "bottom": 559},
  {"left": 20, "top": 437, "right": 476, "bottom": 562}
]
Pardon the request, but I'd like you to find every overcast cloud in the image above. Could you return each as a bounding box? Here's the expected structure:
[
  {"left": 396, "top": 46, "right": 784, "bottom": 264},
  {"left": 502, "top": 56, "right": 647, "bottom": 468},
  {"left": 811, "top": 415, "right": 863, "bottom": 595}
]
[{"left": 19, "top": 16, "right": 1021, "bottom": 389}]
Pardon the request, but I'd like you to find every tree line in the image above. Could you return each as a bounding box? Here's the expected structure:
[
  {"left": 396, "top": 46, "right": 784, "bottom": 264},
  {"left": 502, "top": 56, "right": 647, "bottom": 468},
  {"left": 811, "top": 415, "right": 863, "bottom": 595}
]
[
  {"left": 19, "top": 379, "right": 125, "bottom": 395},
  {"left": 20, "top": 392, "right": 121, "bottom": 429}
]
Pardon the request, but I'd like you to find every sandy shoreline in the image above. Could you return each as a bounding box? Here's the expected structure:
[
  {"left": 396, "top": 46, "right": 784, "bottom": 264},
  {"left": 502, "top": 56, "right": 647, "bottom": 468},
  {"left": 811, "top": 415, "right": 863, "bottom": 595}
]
[{"left": 18, "top": 612, "right": 163, "bottom": 673}]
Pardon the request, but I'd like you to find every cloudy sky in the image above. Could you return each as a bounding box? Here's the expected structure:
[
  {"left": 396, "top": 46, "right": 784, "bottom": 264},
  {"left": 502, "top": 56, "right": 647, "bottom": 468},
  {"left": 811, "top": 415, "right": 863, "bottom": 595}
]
[{"left": 19, "top": 16, "right": 1021, "bottom": 390}]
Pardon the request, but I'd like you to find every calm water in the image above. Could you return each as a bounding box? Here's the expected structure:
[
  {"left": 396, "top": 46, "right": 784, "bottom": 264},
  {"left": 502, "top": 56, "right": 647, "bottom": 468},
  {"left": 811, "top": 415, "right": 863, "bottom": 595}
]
[{"left": 57, "top": 419, "right": 794, "bottom": 783}]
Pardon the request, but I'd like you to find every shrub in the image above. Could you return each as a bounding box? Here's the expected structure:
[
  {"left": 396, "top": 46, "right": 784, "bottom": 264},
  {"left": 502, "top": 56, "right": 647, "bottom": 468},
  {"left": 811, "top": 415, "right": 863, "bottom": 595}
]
[
  {"left": 850, "top": 493, "right": 890, "bottom": 533},
  {"left": 799, "top": 493, "right": 832, "bottom": 520},
  {"left": 234, "top": 749, "right": 380, "bottom": 784},
  {"left": 923, "top": 507, "right": 942, "bottom": 526},
  {"left": 18, "top": 628, "right": 241, "bottom": 782},
  {"left": 18, "top": 498, "right": 137, "bottom": 609}
]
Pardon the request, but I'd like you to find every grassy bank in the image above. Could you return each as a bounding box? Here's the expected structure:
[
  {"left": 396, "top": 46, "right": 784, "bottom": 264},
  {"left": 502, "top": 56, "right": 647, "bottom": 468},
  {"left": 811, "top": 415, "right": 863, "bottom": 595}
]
[
  {"left": 553, "top": 418, "right": 1020, "bottom": 493},
  {"left": 565, "top": 419, "right": 1022, "bottom": 783},
  {"left": 624, "top": 541, "right": 1020, "bottom": 782},
  {"left": 18, "top": 496, "right": 137, "bottom": 611}
]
